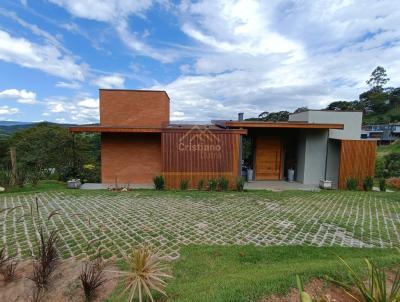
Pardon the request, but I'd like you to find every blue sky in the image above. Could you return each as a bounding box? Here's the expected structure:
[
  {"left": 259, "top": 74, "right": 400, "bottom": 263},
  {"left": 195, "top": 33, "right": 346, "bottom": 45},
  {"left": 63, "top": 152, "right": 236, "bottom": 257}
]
[{"left": 0, "top": 0, "right": 399, "bottom": 124}]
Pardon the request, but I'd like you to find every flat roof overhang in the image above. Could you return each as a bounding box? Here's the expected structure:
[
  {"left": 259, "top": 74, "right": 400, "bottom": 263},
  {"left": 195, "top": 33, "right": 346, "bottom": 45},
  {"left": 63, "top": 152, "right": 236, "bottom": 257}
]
[
  {"left": 69, "top": 125, "right": 247, "bottom": 135},
  {"left": 224, "top": 121, "right": 344, "bottom": 130},
  {"left": 69, "top": 126, "right": 162, "bottom": 133}
]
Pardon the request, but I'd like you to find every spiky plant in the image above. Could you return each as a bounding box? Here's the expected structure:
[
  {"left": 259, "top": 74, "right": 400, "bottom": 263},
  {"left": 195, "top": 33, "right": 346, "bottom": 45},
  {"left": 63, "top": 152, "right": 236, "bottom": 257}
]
[
  {"left": 110, "top": 246, "right": 171, "bottom": 302},
  {"left": 197, "top": 179, "right": 205, "bottom": 190},
  {"left": 153, "top": 175, "right": 165, "bottom": 190},
  {"left": 179, "top": 179, "right": 189, "bottom": 191},
  {"left": 1, "top": 258, "right": 18, "bottom": 282},
  {"left": 236, "top": 176, "right": 245, "bottom": 192},
  {"left": 80, "top": 257, "right": 107, "bottom": 301},
  {"left": 218, "top": 176, "right": 229, "bottom": 191},
  {"left": 328, "top": 257, "right": 400, "bottom": 302},
  {"left": 208, "top": 179, "right": 217, "bottom": 191},
  {"left": 29, "top": 228, "right": 60, "bottom": 289}
]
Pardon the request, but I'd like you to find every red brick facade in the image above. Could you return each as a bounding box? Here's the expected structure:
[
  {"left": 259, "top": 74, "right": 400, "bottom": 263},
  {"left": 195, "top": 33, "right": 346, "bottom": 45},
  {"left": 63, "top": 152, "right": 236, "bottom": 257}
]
[
  {"left": 100, "top": 89, "right": 169, "bottom": 127},
  {"left": 101, "top": 133, "right": 162, "bottom": 185},
  {"left": 99, "top": 90, "right": 168, "bottom": 185}
]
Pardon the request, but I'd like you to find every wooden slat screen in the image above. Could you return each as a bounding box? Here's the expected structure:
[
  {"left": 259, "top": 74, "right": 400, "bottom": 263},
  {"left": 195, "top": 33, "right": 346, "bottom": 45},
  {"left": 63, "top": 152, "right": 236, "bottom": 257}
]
[
  {"left": 162, "top": 128, "right": 241, "bottom": 189},
  {"left": 338, "top": 140, "right": 376, "bottom": 189}
]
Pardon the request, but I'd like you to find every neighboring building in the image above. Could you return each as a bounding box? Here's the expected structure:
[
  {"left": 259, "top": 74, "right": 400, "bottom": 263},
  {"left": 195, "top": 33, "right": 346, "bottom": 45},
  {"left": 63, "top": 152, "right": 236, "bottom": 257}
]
[
  {"left": 362, "top": 124, "right": 400, "bottom": 143},
  {"left": 70, "top": 90, "right": 376, "bottom": 189}
]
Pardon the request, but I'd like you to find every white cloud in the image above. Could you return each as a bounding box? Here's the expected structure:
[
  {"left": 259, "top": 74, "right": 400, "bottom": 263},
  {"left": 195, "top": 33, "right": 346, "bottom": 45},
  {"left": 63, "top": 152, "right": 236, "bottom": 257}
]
[
  {"left": 55, "top": 81, "right": 81, "bottom": 89},
  {"left": 92, "top": 75, "right": 125, "bottom": 89},
  {"left": 49, "top": 0, "right": 176, "bottom": 62},
  {"left": 0, "top": 30, "right": 87, "bottom": 81},
  {"left": 48, "top": 0, "right": 153, "bottom": 22},
  {"left": 149, "top": 0, "right": 400, "bottom": 121},
  {"left": 0, "top": 88, "right": 37, "bottom": 104},
  {"left": 78, "top": 98, "right": 99, "bottom": 109},
  {"left": 0, "top": 105, "right": 19, "bottom": 115},
  {"left": 44, "top": 96, "right": 99, "bottom": 124}
]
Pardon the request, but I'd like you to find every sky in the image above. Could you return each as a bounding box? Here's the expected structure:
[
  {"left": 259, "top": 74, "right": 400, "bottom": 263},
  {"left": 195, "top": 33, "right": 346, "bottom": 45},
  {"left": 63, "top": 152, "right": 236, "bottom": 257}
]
[{"left": 0, "top": 0, "right": 399, "bottom": 124}]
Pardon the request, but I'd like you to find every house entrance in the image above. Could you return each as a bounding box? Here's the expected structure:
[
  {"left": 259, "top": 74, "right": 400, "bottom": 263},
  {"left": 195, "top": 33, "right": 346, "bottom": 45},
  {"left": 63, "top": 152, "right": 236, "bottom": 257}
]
[{"left": 255, "top": 137, "right": 282, "bottom": 180}]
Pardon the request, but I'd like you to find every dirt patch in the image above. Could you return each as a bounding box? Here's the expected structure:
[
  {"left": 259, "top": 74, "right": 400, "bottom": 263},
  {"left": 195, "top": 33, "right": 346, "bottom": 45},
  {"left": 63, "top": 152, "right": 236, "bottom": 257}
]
[
  {"left": 262, "top": 279, "right": 358, "bottom": 302},
  {"left": 0, "top": 258, "right": 118, "bottom": 302}
]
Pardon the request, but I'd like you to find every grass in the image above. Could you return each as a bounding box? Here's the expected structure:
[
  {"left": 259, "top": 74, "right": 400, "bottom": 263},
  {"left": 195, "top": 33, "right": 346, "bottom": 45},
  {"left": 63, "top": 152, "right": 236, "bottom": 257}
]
[
  {"left": 0, "top": 180, "right": 66, "bottom": 194},
  {"left": 106, "top": 245, "right": 400, "bottom": 302},
  {"left": 377, "top": 140, "right": 400, "bottom": 157}
]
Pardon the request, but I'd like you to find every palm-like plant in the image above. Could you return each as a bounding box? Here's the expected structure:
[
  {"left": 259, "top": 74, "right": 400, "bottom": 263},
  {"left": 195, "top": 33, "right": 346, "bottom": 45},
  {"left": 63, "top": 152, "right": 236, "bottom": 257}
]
[
  {"left": 329, "top": 257, "right": 400, "bottom": 302},
  {"left": 110, "top": 246, "right": 171, "bottom": 302}
]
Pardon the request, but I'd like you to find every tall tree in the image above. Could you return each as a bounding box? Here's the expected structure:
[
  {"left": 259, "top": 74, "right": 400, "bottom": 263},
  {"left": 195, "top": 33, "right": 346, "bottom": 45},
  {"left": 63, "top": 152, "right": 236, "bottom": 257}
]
[
  {"left": 366, "top": 66, "right": 390, "bottom": 91},
  {"left": 258, "top": 111, "right": 290, "bottom": 121}
]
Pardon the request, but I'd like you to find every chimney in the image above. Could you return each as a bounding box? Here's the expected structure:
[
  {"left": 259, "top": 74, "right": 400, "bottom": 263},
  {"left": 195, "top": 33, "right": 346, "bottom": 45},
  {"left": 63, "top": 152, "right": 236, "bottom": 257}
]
[{"left": 238, "top": 112, "right": 244, "bottom": 121}]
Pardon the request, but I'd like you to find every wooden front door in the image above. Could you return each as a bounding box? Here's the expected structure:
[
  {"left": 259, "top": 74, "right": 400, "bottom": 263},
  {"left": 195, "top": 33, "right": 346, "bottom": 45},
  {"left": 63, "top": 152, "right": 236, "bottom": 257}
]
[{"left": 255, "top": 137, "right": 282, "bottom": 180}]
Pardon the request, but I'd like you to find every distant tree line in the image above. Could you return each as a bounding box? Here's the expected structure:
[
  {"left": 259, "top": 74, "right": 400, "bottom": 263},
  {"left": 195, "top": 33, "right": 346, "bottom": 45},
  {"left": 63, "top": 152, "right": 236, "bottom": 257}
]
[
  {"left": 248, "top": 67, "right": 400, "bottom": 124},
  {"left": 0, "top": 123, "right": 100, "bottom": 189}
]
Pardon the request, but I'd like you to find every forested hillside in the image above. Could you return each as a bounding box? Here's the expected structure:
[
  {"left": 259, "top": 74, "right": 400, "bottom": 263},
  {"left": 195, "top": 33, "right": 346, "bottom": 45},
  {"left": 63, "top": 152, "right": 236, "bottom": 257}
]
[{"left": 248, "top": 67, "right": 400, "bottom": 124}]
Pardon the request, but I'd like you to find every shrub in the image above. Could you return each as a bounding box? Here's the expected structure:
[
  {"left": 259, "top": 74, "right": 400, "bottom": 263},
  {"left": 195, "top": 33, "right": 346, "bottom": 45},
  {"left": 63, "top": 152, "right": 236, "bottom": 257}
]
[
  {"left": 197, "top": 179, "right": 205, "bottom": 190},
  {"left": 236, "top": 177, "right": 245, "bottom": 192},
  {"left": 208, "top": 179, "right": 217, "bottom": 191},
  {"left": 218, "top": 176, "right": 229, "bottom": 191},
  {"left": 0, "top": 169, "right": 11, "bottom": 189},
  {"left": 29, "top": 228, "right": 60, "bottom": 290},
  {"left": 345, "top": 177, "right": 358, "bottom": 190},
  {"left": 363, "top": 176, "right": 374, "bottom": 191},
  {"left": 0, "top": 258, "right": 18, "bottom": 282},
  {"left": 110, "top": 246, "right": 171, "bottom": 302},
  {"left": 180, "top": 179, "right": 189, "bottom": 191},
  {"left": 379, "top": 178, "right": 386, "bottom": 191},
  {"left": 387, "top": 177, "right": 400, "bottom": 189},
  {"left": 80, "top": 257, "right": 107, "bottom": 301},
  {"left": 375, "top": 156, "right": 386, "bottom": 178},
  {"left": 153, "top": 175, "right": 165, "bottom": 190},
  {"left": 385, "top": 152, "right": 400, "bottom": 177}
]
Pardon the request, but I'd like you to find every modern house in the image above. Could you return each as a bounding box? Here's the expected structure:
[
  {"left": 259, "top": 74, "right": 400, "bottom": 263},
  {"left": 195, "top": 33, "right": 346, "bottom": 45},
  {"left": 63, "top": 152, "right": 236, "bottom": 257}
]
[
  {"left": 70, "top": 89, "right": 376, "bottom": 189},
  {"left": 362, "top": 124, "right": 400, "bottom": 143}
]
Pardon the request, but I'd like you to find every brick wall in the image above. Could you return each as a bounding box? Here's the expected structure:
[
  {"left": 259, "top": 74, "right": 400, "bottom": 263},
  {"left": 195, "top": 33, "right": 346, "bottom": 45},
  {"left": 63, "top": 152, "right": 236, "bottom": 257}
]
[
  {"left": 101, "top": 133, "right": 161, "bottom": 185},
  {"left": 100, "top": 89, "right": 169, "bottom": 127}
]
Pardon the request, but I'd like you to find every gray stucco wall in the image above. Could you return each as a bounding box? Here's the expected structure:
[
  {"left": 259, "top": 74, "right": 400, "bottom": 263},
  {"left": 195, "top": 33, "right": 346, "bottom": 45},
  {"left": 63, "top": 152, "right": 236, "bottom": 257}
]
[
  {"left": 289, "top": 110, "right": 362, "bottom": 140},
  {"left": 296, "top": 129, "right": 329, "bottom": 185},
  {"left": 325, "top": 139, "right": 340, "bottom": 188},
  {"left": 296, "top": 132, "right": 306, "bottom": 183}
]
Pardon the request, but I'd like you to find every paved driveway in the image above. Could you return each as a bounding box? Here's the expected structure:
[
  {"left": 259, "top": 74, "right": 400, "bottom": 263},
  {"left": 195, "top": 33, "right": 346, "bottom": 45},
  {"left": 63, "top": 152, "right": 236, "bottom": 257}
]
[{"left": 1, "top": 191, "right": 399, "bottom": 259}]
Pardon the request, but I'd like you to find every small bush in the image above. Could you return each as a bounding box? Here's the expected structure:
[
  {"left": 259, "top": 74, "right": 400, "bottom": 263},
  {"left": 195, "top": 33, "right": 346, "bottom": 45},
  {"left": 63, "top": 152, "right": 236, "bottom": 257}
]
[
  {"left": 0, "top": 258, "right": 18, "bottom": 282},
  {"left": 218, "top": 177, "right": 229, "bottom": 191},
  {"left": 208, "top": 179, "right": 217, "bottom": 191},
  {"left": 197, "top": 179, "right": 205, "bottom": 190},
  {"left": 236, "top": 177, "right": 245, "bottom": 192},
  {"left": 180, "top": 179, "right": 189, "bottom": 191},
  {"left": 153, "top": 175, "right": 165, "bottom": 190},
  {"left": 80, "top": 257, "right": 107, "bottom": 301},
  {"left": 345, "top": 177, "right": 358, "bottom": 190},
  {"left": 29, "top": 228, "right": 60, "bottom": 290},
  {"left": 363, "top": 176, "right": 374, "bottom": 191},
  {"left": 379, "top": 178, "right": 386, "bottom": 191}
]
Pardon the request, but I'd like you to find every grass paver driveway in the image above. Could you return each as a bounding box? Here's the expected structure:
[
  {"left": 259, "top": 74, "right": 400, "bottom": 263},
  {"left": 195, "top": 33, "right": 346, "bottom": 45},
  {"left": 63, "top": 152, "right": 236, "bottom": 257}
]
[{"left": 1, "top": 190, "right": 400, "bottom": 259}]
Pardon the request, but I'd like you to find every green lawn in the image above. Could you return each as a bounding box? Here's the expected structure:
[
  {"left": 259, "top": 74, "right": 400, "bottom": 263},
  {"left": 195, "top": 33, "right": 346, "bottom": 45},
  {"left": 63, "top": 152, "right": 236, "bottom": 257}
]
[
  {"left": 106, "top": 245, "right": 400, "bottom": 302},
  {"left": 1, "top": 180, "right": 66, "bottom": 194}
]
